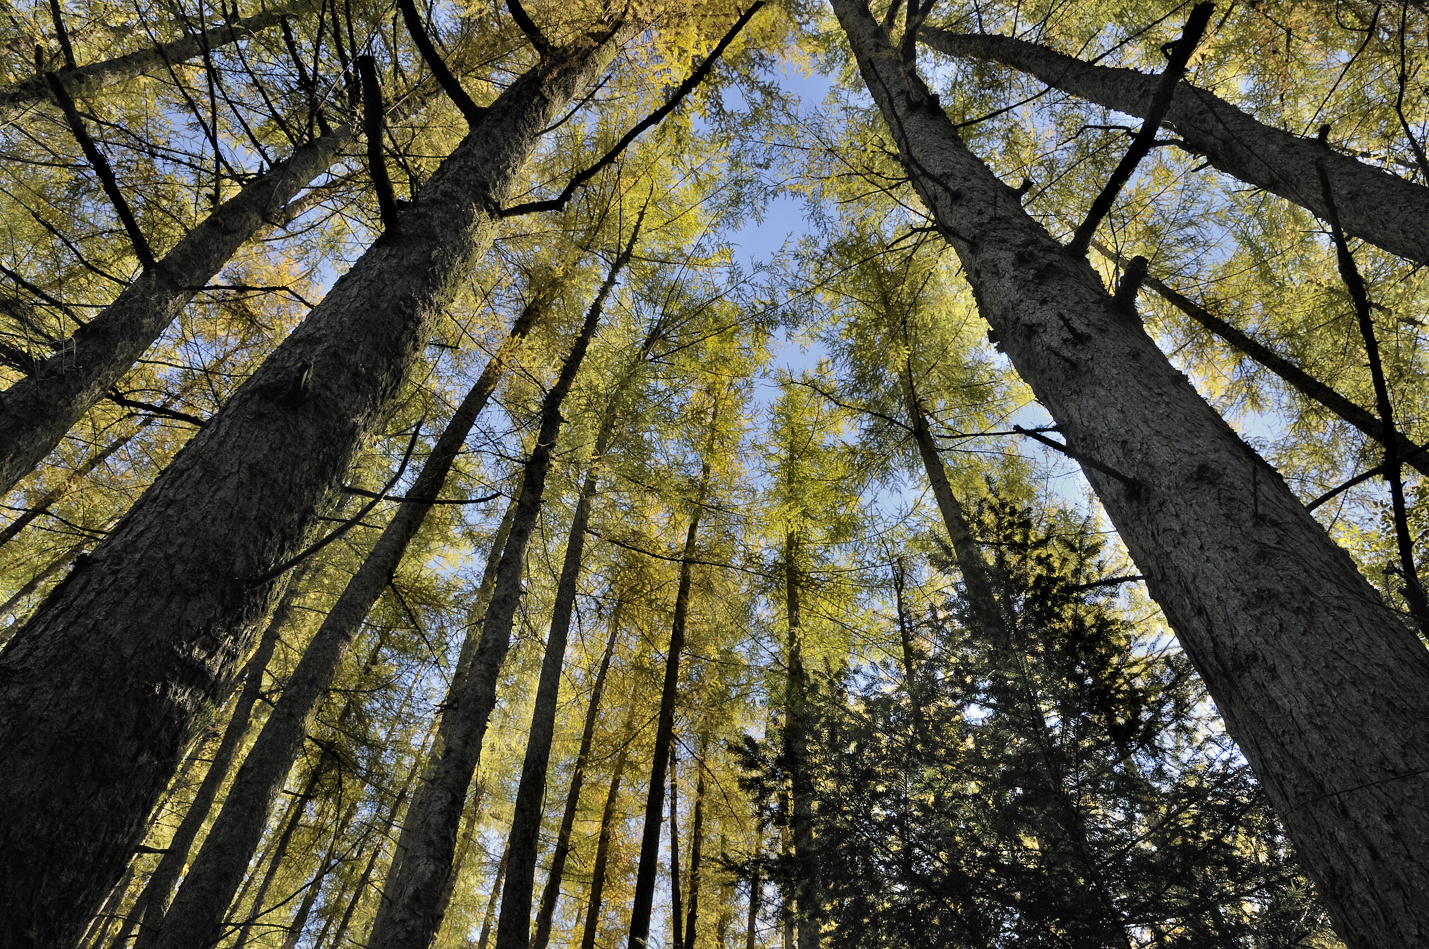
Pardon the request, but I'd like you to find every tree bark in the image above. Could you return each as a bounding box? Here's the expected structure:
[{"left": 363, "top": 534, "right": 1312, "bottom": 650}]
[
  {"left": 918, "top": 26, "right": 1429, "bottom": 267},
  {"left": 475, "top": 844, "right": 510, "bottom": 949},
  {"left": 836, "top": 5, "right": 1429, "bottom": 947},
  {"left": 126, "top": 557, "right": 318, "bottom": 948},
  {"left": 528, "top": 601, "right": 624, "bottom": 949},
  {"left": 683, "top": 739, "right": 708, "bottom": 949},
  {"left": 0, "top": 4, "right": 300, "bottom": 122},
  {"left": 143, "top": 298, "right": 541, "bottom": 949},
  {"left": 364, "top": 232, "right": 625, "bottom": 949},
  {"left": 627, "top": 461, "right": 710, "bottom": 949},
  {"left": 0, "top": 120, "right": 353, "bottom": 495},
  {"left": 0, "top": 26, "right": 626, "bottom": 946},
  {"left": 669, "top": 746, "right": 685, "bottom": 949}
]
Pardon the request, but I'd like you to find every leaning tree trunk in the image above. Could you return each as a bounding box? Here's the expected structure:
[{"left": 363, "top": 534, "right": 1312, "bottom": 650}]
[
  {"left": 836, "top": 4, "right": 1429, "bottom": 947},
  {"left": 0, "top": 25, "right": 627, "bottom": 947},
  {"left": 364, "top": 232, "right": 628, "bottom": 949},
  {"left": 0, "top": 3, "right": 301, "bottom": 122},
  {"left": 578, "top": 694, "right": 639, "bottom": 949},
  {"left": 0, "top": 118, "right": 354, "bottom": 495},
  {"left": 144, "top": 247, "right": 549, "bottom": 949},
  {"left": 918, "top": 26, "right": 1429, "bottom": 267}
]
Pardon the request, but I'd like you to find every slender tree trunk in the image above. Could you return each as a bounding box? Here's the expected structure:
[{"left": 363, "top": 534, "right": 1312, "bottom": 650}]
[
  {"left": 145, "top": 296, "right": 541, "bottom": 949},
  {"left": 434, "top": 782, "right": 485, "bottom": 926},
  {"left": 781, "top": 534, "right": 819, "bottom": 949},
  {"left": 0, "top": 538, "right": 85, "bottom": 626},
  {"left": 0, "top": 28, "right": 626, "bottom": 946},
  {"left": 128, "top": 557, "right": 318, "bottom": 946},
  {"left": 628, "top": 459, "right": 711, "bottom": 949},
  {"left": 365, "top": 230, "right": 630, "bottom": 949},
  {"left": 836, "top": 5, "right": 1429, "bottom": 946},
  {"left": 742, "top": 827, "right": 763, "bottom": 949},
  {"left": 890, "top": 559, "right": 928, "bottom": 747},
  {"left": 669, "top": 746, "right": 685, "bottom": 949},
  {"left": 529, "top": 601, "right": 624, "bottom": 949},
  {"left": 475, "top": 845, "right": 511, "bottom": 949},
  {"left": 230, "top": 757, "right": 327, "bottom": 949},
  {"left": 0, "top": 119, "right": 355, "bottom": 495},
  {"left": 0, "top": 5, "right": 301, "bottom": 122},
  {"left": 279, "top": 797, "right": 359, "bottom": 949},
  {"left": 683, "top": 740, "right": 707, "bottom": 949},
  {"left": 578, "top": 698, "right": 638, "bottom": 949},
  {"left": 494, "top": 409, "right": 624, "bottom": 949},
  {"left": 918, "top": 26, "right": 1429, "bottom": 266}
]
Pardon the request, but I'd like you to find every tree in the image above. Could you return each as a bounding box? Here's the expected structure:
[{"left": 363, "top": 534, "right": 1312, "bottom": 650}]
[{"left": 830, "top": 3, "right": 1429, "bottom": 945}]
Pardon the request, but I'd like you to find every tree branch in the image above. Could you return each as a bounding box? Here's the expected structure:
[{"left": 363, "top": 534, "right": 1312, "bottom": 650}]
[
  {"left": 1068, "top": 2, "right": 1213, "bottom": 256},
  {"left": 396, "top": 0, "right": 484, "bottom": 127},
  {"left": 357, "top": 55, "right": 402, "bottom": 233}
]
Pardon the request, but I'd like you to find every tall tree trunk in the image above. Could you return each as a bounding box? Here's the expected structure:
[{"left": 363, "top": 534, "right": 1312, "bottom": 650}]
[
  {"left": 669, "top": 746, "right": 684, "bottom": 949},
  {"left": 492, "top": 437, "right": 613, "bottom": 949},
  {"left": 578, "top": 696, "right": 638, "bottom": 949},
  {"left": 434, "top": 782, "right": 485, "bottom": 926},
  {"left": 143, "top": 295, "right": 542, "bottom": 949},
  {"left": 475, "top": 845, "right": 511, "bottom": 949},
  {"left": 365, "top": 227, "right": 631, "bottom": 949},
  {"left": 627, "top": 455, "right": 712, "bottom": 949},
  {"left": 0, "top": 119, "right": 354, "bottom": 495},
  {"left": 279, "top": 796, "right": 360, "bottom": 949},
  {"left": 683, "top": 739, "right": 707, "bottom": 949},
  {"left": 835, "top": 5, "right": 1429, "bottom": 946},
  {"left": 918, "top": 26, "right": 1429, "bottom": 267},
  {"left": 126, "top": 556, "right": 320, "bottom": 947},
  {"left": 0, "top": 27, "right": 626, "bottom": 944},
  {"left": 781, "top": 534, "right": 819, "bottom": 949},
  {"left": 742, "top": 824, "right": 763, "bottom": 949},
  {"left": 529, "top": 601, "right": 624, "bottom": 949},
  {"left": 0, "top": 4, "right": 300, "bottom": 121}
]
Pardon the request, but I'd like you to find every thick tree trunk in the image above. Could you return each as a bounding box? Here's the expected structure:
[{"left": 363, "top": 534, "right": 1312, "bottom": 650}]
[
  {"left": 365, "top": 238, "right": 623, "bottom": 949},
  {"left": 0, "top": 121, "right": 353, "bottom": 495},
  {"left": 0, "top": 5, "right": 299, "bottom": 122},
  {"left": 144, "top": 300, "right": 540, "bottom": 949},
  {"left": 627, "top": 471, "right": 708, "bottom": 949},
  {"left": 577, "top": 696, "right": 638, "bottom": 949},
  {"left": 836, "top": 5, "right": 1429, "bottom": 947},
  {"left": 0, "top": 27, "right": 625, "bottom": 946},
  {"left": 529, "top": 601, "right": 624, "bottom": 949},
  {"left": 127, "top": 557, "right": 317, "bottom": 947},
  {"left": 918, "top": 26, "right": 1429, "bottom": 267}
]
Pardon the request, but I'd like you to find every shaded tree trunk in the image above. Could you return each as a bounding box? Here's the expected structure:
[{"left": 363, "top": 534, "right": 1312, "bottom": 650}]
[
  {"left": 670, "top": 746, "right": 684, "bottom": 949},
  {"left": 683, "top": 739, "right": 708, "bottom": 949},
  {"left": 0, "top": 27, "right": 626, "bottom": 939},
  {"left": 918, "top": 26, "right": 1429, "bottom": 266},
  {"left": 627, "top": 458, "right": 711, "bottom": 949},
  {"left": 475, "top": 845, "right": 510, "bottom": 949},
  {"left": 0, "top": 4, "right": 299, "bottom": 121},
  {"left": 364, "top": 228, "right": 630, "bottom": 949},
  {"left": 836, "top": 5, "right": 1429, "bottom": 946},
  {"left": 529, "top": 601, "right": 624, "bottom": 949},
  {"left": 578, "top": 696, "right": 638, "bottom": 949},
  {"left": 781, "top": 534, "right": 819, "bottom": 949},
  {"left": 144, "top": 297, "right": 543, "bottom": 949},
  {"left": 0, "top": 119, "right": 354, "bottom": 495}
]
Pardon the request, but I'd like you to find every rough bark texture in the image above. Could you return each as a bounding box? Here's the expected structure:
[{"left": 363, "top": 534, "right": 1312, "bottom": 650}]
[
  {"left": 0, "top": 27, "right": 624, "bottom": 947},
  {"left": 529, "top": 602, "right": 623, "bottom": 949},
  {"left": 0, "top": 5, "right": 297, "bottom": 121},
  {"left": 127, "top": 563, "right": 311, "bottom": 948},
  {"left": 364, "top": 241, "right": 617, "bottom": 949},
  {"left": 146, "top": 303, "right": 540, "bottom": 949},
  {"left": 838, "top": 4, "right": 1429, "bottom": 947},
  {"left": 919, "top": 26, "right": 1429, "bottom": 267},
  {"left": 0, "top": 121, "right": 352, "bottom": 495}
]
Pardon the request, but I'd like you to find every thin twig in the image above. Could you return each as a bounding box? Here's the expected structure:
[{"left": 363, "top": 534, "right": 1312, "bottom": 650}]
[{"left": 1014, "top": 424, "right": 1143, "bottom": 495}]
